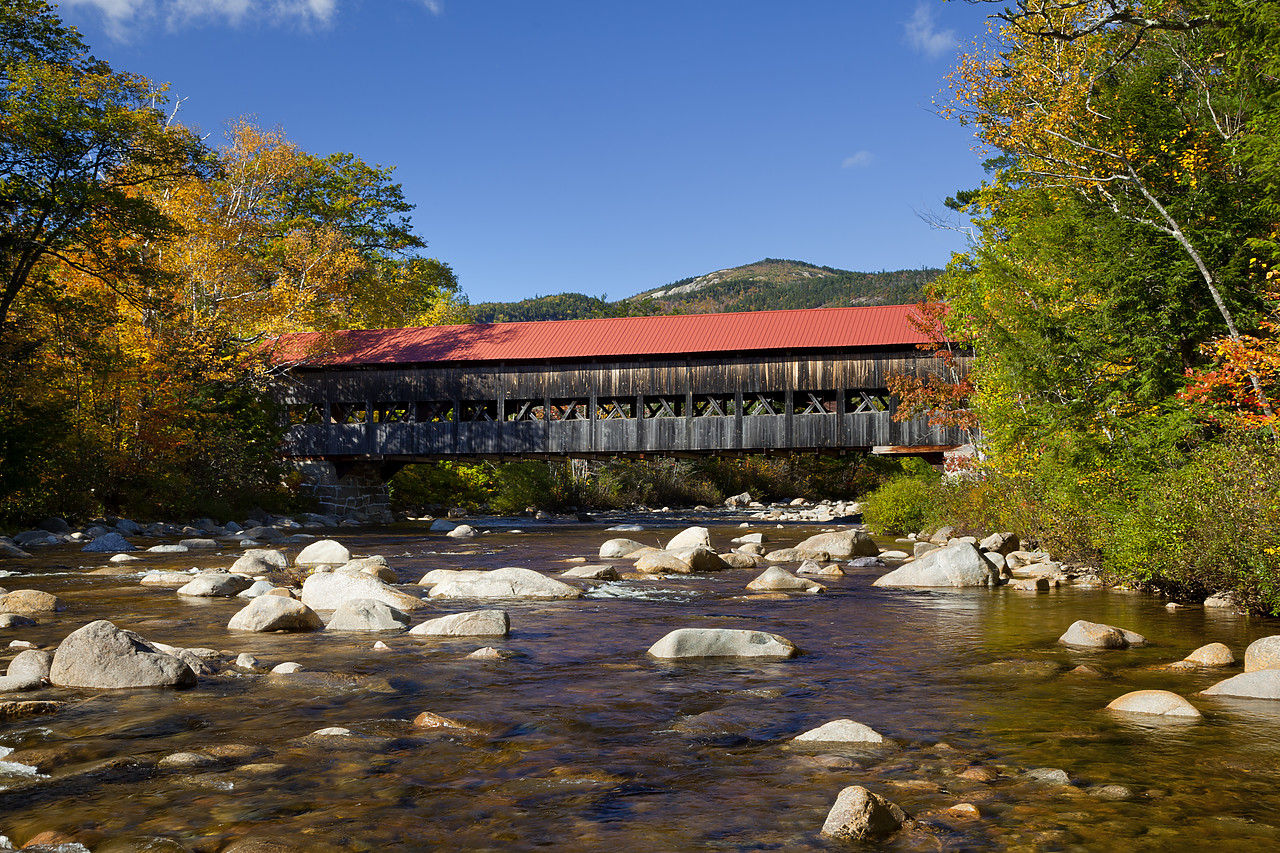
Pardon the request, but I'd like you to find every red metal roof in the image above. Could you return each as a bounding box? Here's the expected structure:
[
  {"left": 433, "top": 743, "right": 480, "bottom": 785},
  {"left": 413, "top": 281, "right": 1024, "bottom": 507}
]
[{"left": 267, "top": 304, "right": 931, "bottom": 367}]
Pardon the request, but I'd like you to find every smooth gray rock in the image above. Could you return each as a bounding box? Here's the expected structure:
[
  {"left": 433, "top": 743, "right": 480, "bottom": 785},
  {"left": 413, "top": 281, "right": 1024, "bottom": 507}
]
[
  {"left": 301, "top": 570, "right": 427, "bottom": 611},
  {"left": 228, "top": 595, "right": 324, "bottom": 632},
  {"left": 179, "top": 538, "right": 219, "bottom": 549},
  {"left": 417, "top": 569, "right": 487, "bottom": 587},
  {"left": 409, "top": 609, "right": 510, "bottom": 637},
  {"left": 795, "top": 529, "right": 879, "bottom": 559},
  {"left": 177, "top": 573, "right": 253, "bottom": 598},
  {"left": 666, "top": 526, "right": 712, "bottom": 550},
  {"left": 294, "top": 539, "right": 351, "bottom": 566},
  {"left": 1201, "top": 669, "right": 1280, "bottom": 699},
  {"left": 980, "top": 531, "right": 1020, "bottom": 555},
  {"left": 230, "top": 555, "right": 278, "bottom": 575},
  {"left": 1184, "top": 642, "right": 1235, "bottom": 666},
  {"left": 81, "top": 532, "right": 135, "bottom": 553},
  {"left": 0, "top": 539, "right": 31, "bottom": 558},
  {"left": 445, "top": 524, "right": 477, "bottom": 538},
  {"left": 49, "top": 620, "right": 196, "bottom": 689},
  {"left": 141, "top": 571, "right": 195, "bottom": 588},
  {"left": 821, "top": 786, "right": 910, "bottom": 841},
  {"left": 647, "top": 628, "right": 799, "bottom": 659},
  {"left": 325, "top": 598, "right": 410, "bottom": 632},
  {"left": 0, "top": 649, "right": 54, "bottom": 691},
  {"left": 599, "top": 538, "right": 648, "bottom": 559},
  {"left": 427, "top": 567, "right": 582, "bottom": 600},
  {"left": 872, "top": 542, "right": 999, "bottom": 588}
]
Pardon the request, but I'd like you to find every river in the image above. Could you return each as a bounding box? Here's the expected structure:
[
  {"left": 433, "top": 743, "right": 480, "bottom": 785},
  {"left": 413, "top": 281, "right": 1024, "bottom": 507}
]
[{"left": 2, "top": 513, "right": 1279, "bottom": 852}]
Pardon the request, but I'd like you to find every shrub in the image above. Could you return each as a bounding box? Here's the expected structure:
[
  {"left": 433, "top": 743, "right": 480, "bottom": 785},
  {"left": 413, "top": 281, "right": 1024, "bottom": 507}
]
[{"left": 862, "top": 466, "right": 941, "bottom": 535}]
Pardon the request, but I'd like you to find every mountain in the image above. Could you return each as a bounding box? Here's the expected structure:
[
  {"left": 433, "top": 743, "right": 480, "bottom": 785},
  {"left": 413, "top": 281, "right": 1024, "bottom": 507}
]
[{"left": 467, "top": 259, "right": 940, "bottom": 323}]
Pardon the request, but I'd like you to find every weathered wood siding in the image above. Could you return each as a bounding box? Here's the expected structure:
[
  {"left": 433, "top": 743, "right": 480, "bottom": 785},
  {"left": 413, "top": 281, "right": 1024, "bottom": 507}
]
[{"left": 276, "top": 348, "right": 969, "bottom": 459}]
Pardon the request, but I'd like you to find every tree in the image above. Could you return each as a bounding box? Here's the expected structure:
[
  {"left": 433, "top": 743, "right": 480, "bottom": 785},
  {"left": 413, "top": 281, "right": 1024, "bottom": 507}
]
[
  {"left": 152, "top": 121, "right": 460, "bottom": 343},
  {"left": 0, "top": 0, "right": 210, "bottom": 333}
]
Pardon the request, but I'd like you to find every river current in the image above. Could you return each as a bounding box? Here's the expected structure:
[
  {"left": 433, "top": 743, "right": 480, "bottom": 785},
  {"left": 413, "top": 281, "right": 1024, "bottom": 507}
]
[{"left": 2, "top": 513, "right": 1279, "bottom": 852}]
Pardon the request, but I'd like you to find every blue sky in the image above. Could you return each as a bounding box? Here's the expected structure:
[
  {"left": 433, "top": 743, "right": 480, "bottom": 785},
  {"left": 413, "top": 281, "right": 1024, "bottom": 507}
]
[{"left": 59, "top": 0, "right": 995, "bottom": 304}]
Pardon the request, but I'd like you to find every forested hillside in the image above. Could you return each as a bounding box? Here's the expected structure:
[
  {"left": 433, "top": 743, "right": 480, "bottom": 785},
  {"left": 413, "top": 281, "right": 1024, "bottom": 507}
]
[{"left": 469, "top": 259, "right": 939, "bottom": 322}]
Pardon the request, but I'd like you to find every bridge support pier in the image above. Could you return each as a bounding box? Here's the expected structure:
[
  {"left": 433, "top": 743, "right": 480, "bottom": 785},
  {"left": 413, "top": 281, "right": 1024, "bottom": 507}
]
[{"left": 290, "top": 460, "right": 393, "bottom": 524}]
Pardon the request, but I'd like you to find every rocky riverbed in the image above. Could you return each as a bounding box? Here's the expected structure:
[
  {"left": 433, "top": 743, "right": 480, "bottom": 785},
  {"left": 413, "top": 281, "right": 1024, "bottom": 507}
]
[{"left": 2, "top": 506, "right": 1280, "bottom": 851}]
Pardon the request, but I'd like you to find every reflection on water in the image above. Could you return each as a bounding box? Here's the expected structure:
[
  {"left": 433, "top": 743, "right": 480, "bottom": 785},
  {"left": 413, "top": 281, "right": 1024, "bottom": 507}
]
[{"left": 2, "top": 517, "right": 1279, "bottom": 851}]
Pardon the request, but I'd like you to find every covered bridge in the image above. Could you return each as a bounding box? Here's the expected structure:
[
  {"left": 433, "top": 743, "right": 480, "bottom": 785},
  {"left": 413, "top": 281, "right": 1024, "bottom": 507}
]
[{"left": 269, "top": 305, "right": 970, "bottom": 516}]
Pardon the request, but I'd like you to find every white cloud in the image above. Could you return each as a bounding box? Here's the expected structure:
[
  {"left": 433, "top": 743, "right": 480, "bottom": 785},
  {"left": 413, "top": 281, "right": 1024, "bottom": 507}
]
[
  {"left": 61, "top": 0, "right": 426, "bottom": 38},
  {"left": 842, "top": 151, "right": 873, "bottom": 169},
  {"left": 904, "top": 2, "right": 957, "bottom": 59}
]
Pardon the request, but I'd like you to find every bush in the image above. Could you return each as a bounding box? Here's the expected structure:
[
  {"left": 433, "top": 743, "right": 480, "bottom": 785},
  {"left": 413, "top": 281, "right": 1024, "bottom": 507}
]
[{"left": 862, "top": 463, "right": 941, "bottom": 535}]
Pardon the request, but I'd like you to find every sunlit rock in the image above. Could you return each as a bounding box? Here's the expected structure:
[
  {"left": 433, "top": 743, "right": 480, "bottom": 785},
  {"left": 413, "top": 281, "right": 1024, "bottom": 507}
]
[
  {"left": 177, "top": 573, "right": 253, "bottom": 598},
  {"left": 1201, "top": 669, "right": 1280, "bottom": 699},
  {"left": 228, "top": 596, "right": 323, "bottom": 633},
  {"left": 1245, "top": 636, "right": 1280, "bottom": 671},
  {"left": 646, "top": 628, "right": 799, "bottom": 659},
  {"left": 1105, "top": 689, "right": 1201, "bottom": 718},
  {"left": 795, "top": 529, "right": 878, "bottom": 559},
  {"left": 872, "top": 542, "right": 999, "bottom": 588},
  {"left": 325, "top": 598, "right": 409, "bottom": 632},
  {"left": 0, "top": 589, "right": 64, "bottom": 614},
  {"left": 666, "top": 526, "right": 711, "bottom": 550},
  {"left": 294, "top": 539, "right": 351, "bottom": 567},
  {"left": 1058, "top": 620, "right": 1146, "bottom": 649},
  {"left": 821, "top": 785, "right": 910, "bottom": 841},
  {"left": 745, "top": 566, "right": 824, "bottom": 593},
  {"left": 1184, "top": 642, "right": 1235, "bottom": 667},
  {"left": 50, "top": 620, "right": 196, "bottom": 689},
  {"left": 301, "top": 570, "right": 427, "bottom": 611},
  {"left": 426, "top": 567, "right": 581, "bottom": 600},
  {"left": 792, "top": 719, "right": 888, "bottom": 744},
  {"left": 410, "top": 609, "right": 510, "bottom": 637}
]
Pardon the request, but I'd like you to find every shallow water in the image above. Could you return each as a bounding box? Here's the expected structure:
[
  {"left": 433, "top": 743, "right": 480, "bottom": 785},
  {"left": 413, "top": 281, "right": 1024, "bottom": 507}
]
[{"left": 2, "top": 515, "right": 1280, "bottom": 852}]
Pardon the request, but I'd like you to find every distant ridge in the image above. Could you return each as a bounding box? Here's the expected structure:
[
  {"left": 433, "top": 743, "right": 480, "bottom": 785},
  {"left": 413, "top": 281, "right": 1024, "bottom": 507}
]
[{"left": 468, "top": 259, "right": 940, "bottom": 323}]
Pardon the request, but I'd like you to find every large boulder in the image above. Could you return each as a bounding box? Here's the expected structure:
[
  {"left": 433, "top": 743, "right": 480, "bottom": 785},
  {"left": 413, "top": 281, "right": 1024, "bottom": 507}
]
[
  {"left": 301, "top": 571, "right": 427, "bottom": 611},
  {"left": 765, "top": 548, "right": 829, "bottom": 563},
  {"left": 325, "top": 598, "right": 410, "bottom": 632},
  {"left": 666, "top": 526, "right": 712, "bottom": 550},
  {"left": 294, "top": 539, "right": 351, "bottom": 567},
  {"left": 141, "top": 572, "right": 195, "bottom": 588},
  {"left": 745, "top": 566, "right": 824, "bottom": 594},
  {"left": 634, "top": 550, "right": 695, "bottom": 574},
  {"left": 49, "top": 620, "right": 196, "bottom": 689},
  {"left": 1201, "top": 669, "right": 1280, "bottom": 700},
  {"left": 230, "top": 554, "right": 280, "bottom": 576},
  {"left": 1058, "top": 620, "right": 1146, "bottom": 649},
  {"left": 980, "top": 531, "right": 1020, "bottom": 555},
  {"left": 427, "top": 568, "right": 582, "bottom": 600},
  {"left": 81, "top": 532, "right": 135, "bottom": 553},
  {"left": 1105, "top": 689, "right": 1201, "bottom": 717},
  {"left": 668, "top": 547, "right": 728, "bottom": 572},
  {"left": 177, "top": 573, "right": 253, "bottom": 598},
  {"left": 795, "top": 530, "right": 878, "bottom": 559},
  {"left": 409, "top": 609, "right": 510, "bottom": 637},
  {"left": 599, "top": 538, "right": 648, "bottom": 559},
  {"left": 417, "top": 569, "right": 487, "bottom": 587},
  {"left": 228, "top": 596, "right": 323, "bottom": 632},
  {"left": 871, "top": 542, "right": 999, "bottom": 588},
  {"left": 646, "top": 628, "right": 799, "bottom": 659},
  {"left": 339, "top": 556, "right": 396, "bottom": 584},
  {"left": 0, "top": 589, "right": 64, "bottom": 614},
  {"left": 1244, "top": 636, "right": 1280, "bottom": 672},
  {"left": 821, "top": 786, "right": 911, "bottom": 841}
]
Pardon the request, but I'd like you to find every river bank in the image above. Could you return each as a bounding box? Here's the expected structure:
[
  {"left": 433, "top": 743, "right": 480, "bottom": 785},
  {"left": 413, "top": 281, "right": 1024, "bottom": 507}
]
[{"left": 2, "top": 508, "right": 1280, "bottom": 851}]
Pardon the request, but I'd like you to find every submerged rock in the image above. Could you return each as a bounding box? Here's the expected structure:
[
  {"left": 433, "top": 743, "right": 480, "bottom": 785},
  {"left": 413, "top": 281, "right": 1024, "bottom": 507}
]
[
  {"left": 1105, "top": 689, "right": 1201, "bottom": 718},
  {"left": 1058, "top": 620, "right": 1146, "bottom": 649},
  {"left": 646, "top": 628, "right": 799, "bottom": 659},
  {"left": 792, "top": 719, "right": 888, "bottom": 744}
]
